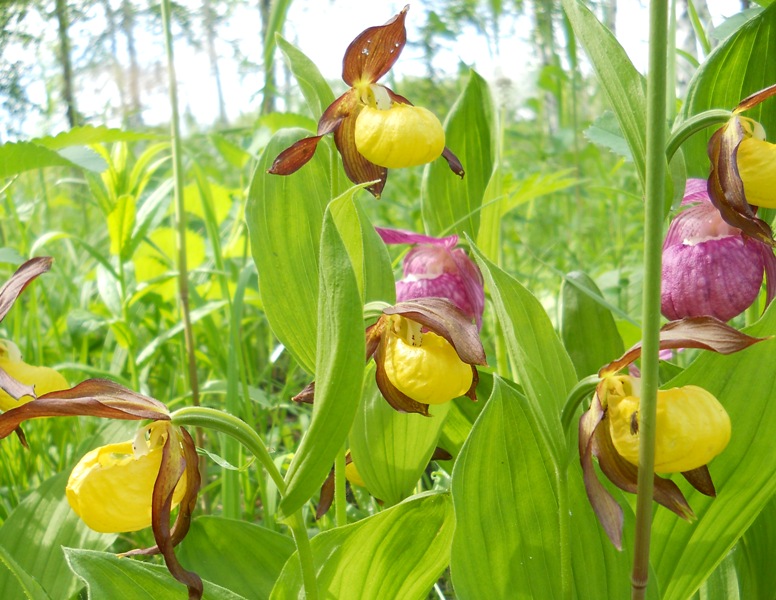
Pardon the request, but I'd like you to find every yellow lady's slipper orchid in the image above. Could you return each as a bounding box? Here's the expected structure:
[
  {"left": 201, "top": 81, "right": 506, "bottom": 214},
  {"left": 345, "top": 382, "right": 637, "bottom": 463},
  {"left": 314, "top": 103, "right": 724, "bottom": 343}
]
[
  {"left": 736, "top": 119, "right": 776, "bottom": 209},
  {"left": 355, "top": 103, "right": 445, "bottom": 169},
  {"left": 66, "top": 421, "right": 187, "bottom": 534},
  {"left": 0, "top": 340, "right": 68, "bottom": 411},
  {"left": 382, "top": 315, "right": 473, "bottom": 405},
  {"left": 607, "top": 381, "right": 731, "bottom": 474},
  {"left": 344, "top": 460, "right": 366, "bottom": 488}
]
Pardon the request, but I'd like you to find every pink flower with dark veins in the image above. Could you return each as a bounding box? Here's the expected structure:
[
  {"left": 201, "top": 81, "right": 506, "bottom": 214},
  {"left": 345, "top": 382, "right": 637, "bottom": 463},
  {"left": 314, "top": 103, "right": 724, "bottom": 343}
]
[
  {"left": 661, "top": 178, "right": 776, "bottom": 321},
  {"left": 376, "top": 227, "right": 485, "bottom": 329}
]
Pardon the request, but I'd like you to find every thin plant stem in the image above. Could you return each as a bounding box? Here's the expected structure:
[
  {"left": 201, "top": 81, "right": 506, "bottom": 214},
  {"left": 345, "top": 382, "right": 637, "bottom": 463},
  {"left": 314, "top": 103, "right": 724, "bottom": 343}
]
[
  {"left": 160, "top": 0, "right": 201, "bottom": 418},
  {"left": 287, "top": 511, "right": 320, "bottom": 600},
  {"left": 334, "top": 445, "right": 347, "bottom": 528},
  {"left": 632, "top": 0, "right": 669, "bottom": 598},
  {"left": 558, "top": 469, "right": 572, "bottom": 600}
]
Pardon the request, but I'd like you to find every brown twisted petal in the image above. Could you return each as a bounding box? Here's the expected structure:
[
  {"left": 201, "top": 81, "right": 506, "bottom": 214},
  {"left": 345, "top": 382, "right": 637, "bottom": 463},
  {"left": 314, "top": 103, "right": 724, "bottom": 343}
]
[
  {"left": 333, "top": 104, "right": 387, "bottom": 197},
  {"left": 734, "top": 82, "right": 776, "bottom": 113},
  {"left": 342, "top": 5, "right": 408, "bottom": 86},
  {"left": 707, "top": 119, "right": 774, "bottom": 246},
  {"left": 442, "top": 147, "right": 465, "bottom": 178},
  {"left": 0, "top": 257, "right": 52, "bottom": 323},
  {"left": 124, "top": 427, "right": 203, "bottom": 600},
  {"left": 682, "top": 465, "right": 716, "bottom": 497}
]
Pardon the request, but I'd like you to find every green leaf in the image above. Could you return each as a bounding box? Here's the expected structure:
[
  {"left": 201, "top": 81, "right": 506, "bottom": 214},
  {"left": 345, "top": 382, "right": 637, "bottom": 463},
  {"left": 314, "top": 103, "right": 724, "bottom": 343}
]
[
  {"left": 561, "top": 0, "right": 647, "bottom": 186},
  {"left": 246, "top": 128, "right": 332, "bottom": 373},
  {"left": 469, "top": 239, "right": 575, "bottom": 463},
  {"left": 349, "top": 372, "right": 450, "bottom": 506},
  {"left": 735, "top": 496, "right": 776, "bottom": 598},
  {"left": 65, "top": 549, "right": 246, "bottom": 600},
  {"left": 650, "top": 303, "right": 776, "bottom": 599},
  {"left": 585, "top": 111, "right": 633, "bottom": 160},
  {"left": 560, "top": 271, "right": 625, "bottom": 378},
  {"left": 679, "top": 2, "right": 776, "bottom": 175},
  {"left": 276, "top": 35, "right": 336, "bottom": 119},
  {"left": 421, "top": 70, "right": 495, "bottom": 239},
  {"left": 691, "top": 553, "right": 741, "bottom": 600},
  {"left": 271, "top": 493, "right": 454, "bottom": 599},
  {"left": 107, "top": 195, "right": 136, "bottom": 257},
  {"left": 450, "top": 377, "right": 562, "bottom": 599},
  {"left": 0, "top": 472, "right": 115, "bottom": 599},
  {"left": 0, "top": 545, "right": 50, "bottom": 600},
  {"left": 177, "top": 516, "right": 295, "bottom": 600},
  {"left": 329, "top": 187, "right": 395, "bottom": 305},
  {"left": 278, "top": 205, "right": 365, "bottom": 518},
  {"left": 0, "top": 142, "right": 84, "bottom": 179},
  {"left": 32, "top": 125, "right": 156, "bottom": 149}
]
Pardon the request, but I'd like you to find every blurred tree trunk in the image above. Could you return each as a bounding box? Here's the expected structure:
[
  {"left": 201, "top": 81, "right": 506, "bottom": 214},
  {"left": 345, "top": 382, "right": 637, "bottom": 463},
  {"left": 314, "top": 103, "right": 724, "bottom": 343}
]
[
  {"left": 121, "top": 0, "right": 143, "bottom": 127},
  {"left": 100, "top": 0, "right": 129, "bottom": 126},
  {"left": 203, "top": 0, "right": 227, "bottom": 125},
  {"left": 259, "top": 0, "right": 275, "bottom": 114},
  {"left": 54, "top": 0, "right": 78, "bottom": 127}
]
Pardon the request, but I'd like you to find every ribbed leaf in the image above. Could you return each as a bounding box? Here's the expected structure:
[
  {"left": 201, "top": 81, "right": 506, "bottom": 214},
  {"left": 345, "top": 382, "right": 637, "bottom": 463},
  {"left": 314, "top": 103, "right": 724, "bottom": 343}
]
[
  {"left": 421, "top": 70, "right": 495, "bottom": 239},
  {"left": 271, "top": 493, "right": 453, "bottom": 599},
  {"left": 276, "top": 35, "right": 335, "bottom": 120},
  {"left": 650, "top": 303, "right": 776, "bottom": 599},
  {"left": 0, "top": 545, "right": 49, "bottom": 600},
  {"left": 451, "top": 377, "right": 561, "bottom": 599},
  {"left": 735, "top": 496, "right": 776, "bottom": 598},
  {"left": 0, "top": 472, "right": 115, "bottom": 599},
  {"left": 560, "top": 271, "right": 625, "bottom": 378},
  {"left": 679, "top": 2, "right": 776, "bottom": 175},
  {"left": 246, "top": 128, "right": 332, "bottom": 373},
  {"left": 65, "top": 549, "right": 245, "bottom": 600},
  {"left": 278, "top": 203, "right": 364, "bottom": 518},
  {"left": 349, "top": 372, "right": 449, "bottom": 506},
  {"left": 469, "top": 239, "right": 575, "bottom": 463},
  {"left": 177, "top": 516, "right": 295, "bottom": 600}
]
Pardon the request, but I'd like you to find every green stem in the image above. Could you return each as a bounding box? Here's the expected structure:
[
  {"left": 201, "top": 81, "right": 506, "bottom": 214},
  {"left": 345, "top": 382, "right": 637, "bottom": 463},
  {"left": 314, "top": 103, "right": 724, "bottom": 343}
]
[
  {"left": 287, "top": 512, "right": 319, "bottom": 600},
  {"left": 665, "top": 109, "right": 732, "bottom": 162},
  {"left": 560, "top": 375, "right": 600, "bottom": 435},
  {"left": 558, "top": 469, "right": 572, "bottom": 600},
  {"left": 632, "top": 0, "right": 669, "bottom": 598}
]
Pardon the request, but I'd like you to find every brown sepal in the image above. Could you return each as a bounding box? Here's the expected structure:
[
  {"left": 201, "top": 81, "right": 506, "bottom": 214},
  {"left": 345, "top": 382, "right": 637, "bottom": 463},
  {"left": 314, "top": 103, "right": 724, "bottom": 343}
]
[
  {"left": 464, "top": 365, "right": 479, "bottom": 402},
  {"left": 124, "top": 427, "right": 202, "bottom": 599},
  {"left": 682, "top": 465, "right": 716, "bottom": 497},
  {"left": 431, "top": 447, "right": 453, "bottom": 461},
  {"left": 292, "top": 381, "right": 316, "bottom": 405},
  {"left": 734, "top": 82, "right": 776, "bottom": 113},
  {"left": 0, "top": 364, "right": 35, "bottom": 404},
  {"left": 384, "top": 297, "right": 487, "bottom": 366},
  {"left": 0, "top": 257, "right": 52, "bottom": 323},
  {"left": 600, "top": 316, "right": 768, "bottom": 376},
  {"left": 707, "top": 119, "right": 775, "bottom": 246},
  {"left": 268, "top": 135, "right": 326, "bottom": 176},
  {"left": 374, "top": 335, "right": 429, "bottom": 416},
  {"left": 316, "top": 451, "right": 357, "bottom": 519},
  {"left": 442, "top": 147, "right": 465, "bottom": 178},
  {"left": 0, "top": 379, "right": 170, "bottom": 439},
  {"left": 342, "top": 5, "right": 408, "bottom": 86}
]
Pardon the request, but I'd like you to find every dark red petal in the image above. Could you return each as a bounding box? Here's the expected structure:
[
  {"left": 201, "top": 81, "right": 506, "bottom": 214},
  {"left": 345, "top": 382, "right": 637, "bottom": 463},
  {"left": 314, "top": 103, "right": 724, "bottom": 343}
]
[
  {"left": 442, "top": 147, "right": 465, "bottom": 178},
  {"left": 734, "top": 82, "right": 776, "bottom": 112},
  {"left": 332, "top": 110, "right": 387, "bottom": 197},
  {"left": 267, "top": 135, "right": 325, "bottom": 176},
  {"left": 292, "top": 381, "right": 316, "bottom": 404},
  {"left": 0, "top": 257, "right": 52, "bottom": 323},
  {"left": 342, "top": 6, "right": 408, "bottom": 86},
  {"left": 682, "top": 465, "right": 716, "bottom": 497}
]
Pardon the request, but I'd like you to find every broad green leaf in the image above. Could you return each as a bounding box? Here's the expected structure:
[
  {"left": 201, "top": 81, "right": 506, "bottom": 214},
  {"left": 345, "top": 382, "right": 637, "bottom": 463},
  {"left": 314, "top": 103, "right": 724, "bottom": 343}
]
[
  {"left": 0, "top": 472, "right": 115, "bottom": 600},
  {"left": 438, "top": 372, "right": 493, "bottom": 459},
  {"left": 691, "top": 553, "right": 740, "bottom": 600},
  {"left": 246, "top": 128, "right": 332, "bottom": 374},
  {"left": 107, "top": 194, "right": 136, "bottom": 257},
  {"left": 469, "top": 239, "right": 575, "bottom": 463},
  {"left": 0, "top": 142, "right": 85, "bottom": 179},
  {"left": 650, "top": 303, "right": 776, "bottom": 600},
  {"left": 278, "top": 207, "right": 364, "bottom": 518},
  {"left": 450, "top": 377, "right": 561, "bottom": 599},
  {"left": 585, "top": 111, "right": 633, "bottom": 160},
  {"left": 32, "top": 125, "right": 155, "bottom": 149},
  {"left": 679, "top": 2, "right": 776, "bottom": 175},
  {"left": 276, "top": 35, "right": 336, "bottom": 119},
  {"left": 329, "top": 186, "right": 395, "bottom": 305},
  {"left": 421, "top": 70, "right": 495, "bottom": 239},
  {"left": 65, "top": 549, "right": 245, "bottom": 600},
  {"left": 349, "top": 371, "right": 449, "bottom": 506},
  {"left": 0, "top": 545, "right": 50, "bottom": 600},
  {"left": 271, "top": 493, "right": 453, "bottom": 599},
  {"left": 561, "top": 0, "right": 647, "bottom": 186},
  {"left": 560, "top": 271, "right": 625, "bottom": 378},
  {"left": 735, "top": 496, "right": 776, "bottom": 598},
  {"left": 177, "top": 516, "right": 295, "bottom": 600}
]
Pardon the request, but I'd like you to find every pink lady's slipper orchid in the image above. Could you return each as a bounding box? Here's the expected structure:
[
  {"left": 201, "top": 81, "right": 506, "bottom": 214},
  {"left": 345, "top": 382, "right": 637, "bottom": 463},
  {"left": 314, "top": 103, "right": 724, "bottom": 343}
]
[
  {"left": 376, "top": 227, "right": 485, "bottom": 329},
  {"left": 661, "top": 179, "right": 776, "bottom": 322},
  {"left": 268, "top": 6, "right": 463, "bottom": 197}
]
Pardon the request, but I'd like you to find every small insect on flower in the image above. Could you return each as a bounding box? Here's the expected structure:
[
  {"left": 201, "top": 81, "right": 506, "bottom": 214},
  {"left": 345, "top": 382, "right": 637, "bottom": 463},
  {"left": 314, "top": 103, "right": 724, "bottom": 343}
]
[{"left": 268, "top": 6, "right": 463, "bottom": 197}]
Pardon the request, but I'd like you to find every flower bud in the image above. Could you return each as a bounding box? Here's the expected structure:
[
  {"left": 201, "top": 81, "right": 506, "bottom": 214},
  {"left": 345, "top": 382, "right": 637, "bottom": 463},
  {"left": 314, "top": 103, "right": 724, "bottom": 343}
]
[
  {"left": 608, "top": 383, "right": 731, "bottom": 474},
  {"left": 355, "top": 103, "right": 445, "bottom": 168},
  {"left": 0, "top": 340, "right": 68, "bottom": 411},
  {"left": 381, "top": 315, "right": 472, "bottom": 405},
  {"left": 66, "top": 422, "right": 187, "bottom": 533},
  {"left": 736, "top": 119, "right": 776, "bottom": 209},
  {"left": 661, "top": 179, "right": 775, "bottom": 321}
]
